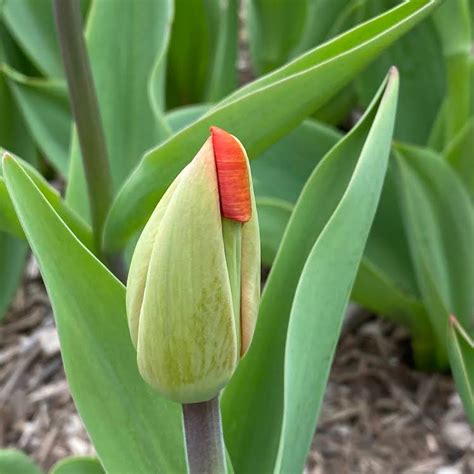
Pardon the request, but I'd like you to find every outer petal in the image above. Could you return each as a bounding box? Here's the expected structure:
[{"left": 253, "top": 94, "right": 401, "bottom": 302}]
[
  {"left": 137, "top": 138, "right": 238, "bottom": 403},
  {"left": 239, "top": 146, "right": 261, "bottom": 356},
  {"left": 126, "top": 176, "right": 181, "bottom": 348}
]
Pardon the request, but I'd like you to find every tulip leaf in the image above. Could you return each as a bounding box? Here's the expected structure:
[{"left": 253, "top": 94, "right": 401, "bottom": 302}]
[
  {"left": 222, "top": 69, "right": 398, "bottom": 473},
  {"left": 2, "top": 156, "right": 186, "bottom": 473},
  {"left": 0, "top": 449, "right": 42, "bottom": 474},
  {"left": 447, "top": 316, "right": 474, "bottom": 425},
  {"left": 66, "top": 0, "right": 173, "bottom": 219},
  {"left": 105, "top": 0, "right": 438, "bottom": 251},
  {"left": 50, "top": 457, "right": 104, "bottom": 474},
  {"left": 276, "top": 69, "right": 399, "bottom": 473},
  {"left": 1, "top": 65, "right": 71, "bottom": 175},
  {"left": 395, "top": 144, "right": 474, "bottom": 365}
]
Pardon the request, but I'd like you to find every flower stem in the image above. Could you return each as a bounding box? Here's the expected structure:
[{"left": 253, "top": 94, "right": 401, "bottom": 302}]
[
  {"left": 53, "top": 0, "right": 113, "bottom": 259},
  {"left": 182, "top": 396, "right": 227, "bottom": 474}
]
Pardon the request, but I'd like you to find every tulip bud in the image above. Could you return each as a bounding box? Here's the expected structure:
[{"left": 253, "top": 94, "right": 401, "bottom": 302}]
[{"left": 126, "top": 127, "right": 260, "bottom": 404}]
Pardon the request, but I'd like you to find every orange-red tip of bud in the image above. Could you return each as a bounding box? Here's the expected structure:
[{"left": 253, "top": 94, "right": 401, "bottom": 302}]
[{"left": 210, "top": 126, "right": 251, "bottom": 223}]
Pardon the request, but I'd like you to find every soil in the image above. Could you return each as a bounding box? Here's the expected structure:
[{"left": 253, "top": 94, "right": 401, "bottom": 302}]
[{"left": 0, "top": 260, "right": 472, "bottom": 473}]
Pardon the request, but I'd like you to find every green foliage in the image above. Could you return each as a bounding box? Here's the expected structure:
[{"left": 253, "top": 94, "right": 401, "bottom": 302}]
[
  {"left": 2, "top": 0, "right": 473, "bottom": 471},
  {"left": 3, "top": 154, "right": 186, "bottom": 473},
  {"left": 104, "top": 0, "right": 438, "bottom": 251}
]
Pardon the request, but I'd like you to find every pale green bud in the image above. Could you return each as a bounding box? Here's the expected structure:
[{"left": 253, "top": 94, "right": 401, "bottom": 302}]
[{"left": 126, "top": 127, "right": 260, "bottom": 403}]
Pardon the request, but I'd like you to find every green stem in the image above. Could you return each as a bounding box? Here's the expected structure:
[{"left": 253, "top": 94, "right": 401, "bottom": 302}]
[
  {"left": 182, "top": 396, "right": 227, "bottom": 474},
  {"left": 53, "top": 0, "right": 113, "bottom": 258}
]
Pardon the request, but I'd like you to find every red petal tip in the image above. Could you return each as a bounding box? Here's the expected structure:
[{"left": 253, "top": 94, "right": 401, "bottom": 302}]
[{"left": 210, "top": 126, "right": 251, "bottom": 223}]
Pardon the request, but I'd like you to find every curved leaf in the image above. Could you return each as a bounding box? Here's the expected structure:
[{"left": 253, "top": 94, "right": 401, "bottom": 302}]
[
  {"left": 3, "top": 156, "right": 186, "bottom": 473},
  {"left": 276, "top": 68, "right": 399, "bottom": 473},
  {"left": 105, "top": 0, "right": 438, "bottom": 251}
]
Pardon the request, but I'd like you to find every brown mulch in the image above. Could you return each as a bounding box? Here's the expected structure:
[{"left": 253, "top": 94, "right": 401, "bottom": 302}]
[{"left": 0, "top": 262, "right": 473, "bottom": 473}]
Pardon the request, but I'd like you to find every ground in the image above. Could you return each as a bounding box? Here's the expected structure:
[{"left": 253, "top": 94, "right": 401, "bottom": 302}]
[{"left": 0, "top": 262, "right": 473, "bottom": 473}]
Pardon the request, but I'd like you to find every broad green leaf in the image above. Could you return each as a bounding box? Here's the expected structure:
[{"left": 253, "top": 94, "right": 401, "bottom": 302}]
[
  {"left": 448, "top": 316, "right": 474, "bottom": 425},
  {"left": 355, "top": 0, "right": 445, "bottom": 144},
  {"left": 1, "top": 151, "right": 93, "bottom": 250},
  {"left": 50, "top": 457, "right": 104, "bottom": 474},
  {"left": 275, "top": 68, "right": 398, "bottom": 474},
  {"left": 3, "top": 156, "right": 186, "bottom": 473},
  {"left": 105, "top": 0, "right": 439, "bottom": 251},
  {"left": 396, "top": 144, "right": 474, "bottom": 363},
  {"left": 2, "top": 0, "right": 63, "bottom": 77},
  {"left": 247, "top": 0, "right": 308, "bottom": 75},
  {"left": 0, "top": 449, "right": 42, "bottom": 474},
  {"left": 66, "top": 0, "right": 173, "bottom": 219},
  {"left": 222, "top": 69, "right": 398, "bottom": 474},
  {"left": 1, "top": 65, "right": 70, "bottom": 175}
]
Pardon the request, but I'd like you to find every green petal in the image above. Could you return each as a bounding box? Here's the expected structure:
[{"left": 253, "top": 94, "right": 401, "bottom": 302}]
[
  {"left": 126, "top": 176, "right": 181, "bottom": 348},
  {"left": 240, "top": 160, "right": 261, "bottom": 356}
]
